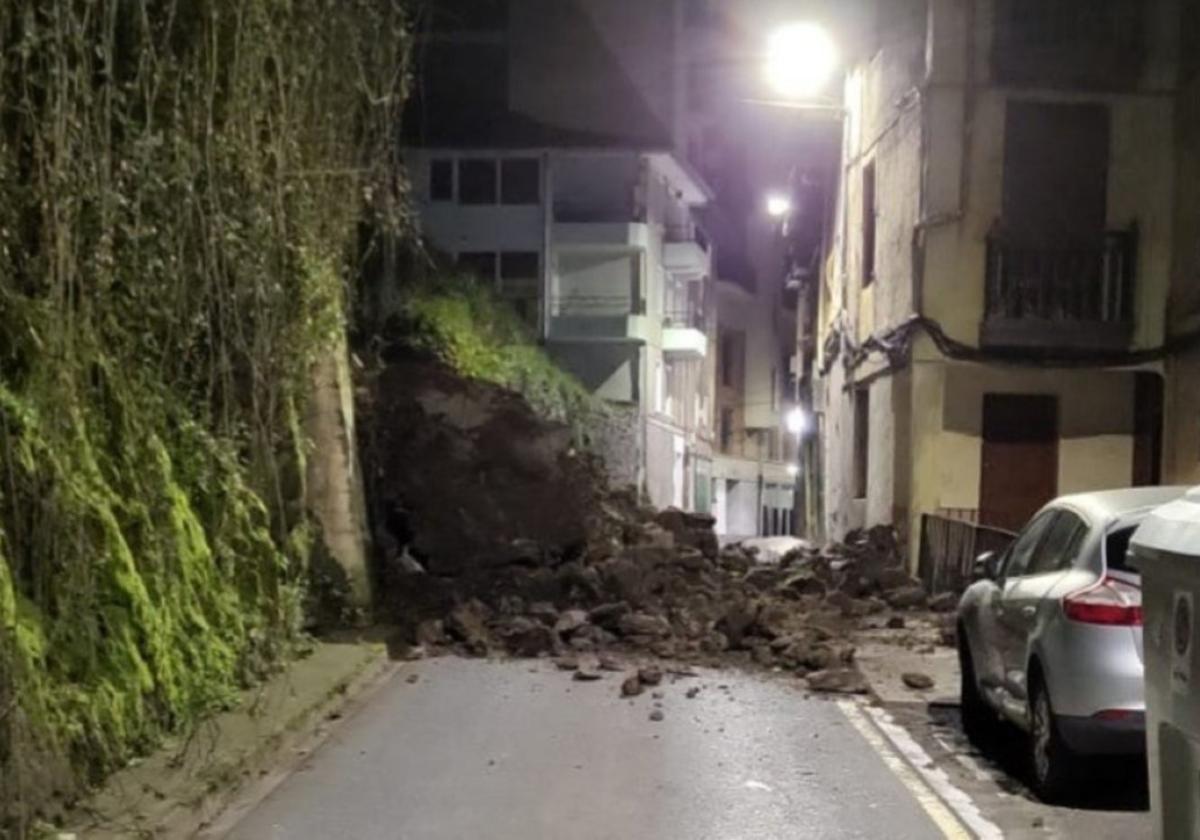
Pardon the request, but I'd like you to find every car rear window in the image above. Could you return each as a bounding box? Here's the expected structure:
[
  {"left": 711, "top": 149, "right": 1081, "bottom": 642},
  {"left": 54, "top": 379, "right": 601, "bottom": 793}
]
[{"left": 1105, "top": 526, "right": 1137, "bottom": 573}]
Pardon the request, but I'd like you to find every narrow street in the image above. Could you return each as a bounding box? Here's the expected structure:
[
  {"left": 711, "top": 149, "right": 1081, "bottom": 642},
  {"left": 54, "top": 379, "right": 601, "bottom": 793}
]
[
  {"left": 213, "top": 656, "right": 1156, "bottom": 840},
  {"left": 219, "top": 658, "right": 949, "bottom": 840}
]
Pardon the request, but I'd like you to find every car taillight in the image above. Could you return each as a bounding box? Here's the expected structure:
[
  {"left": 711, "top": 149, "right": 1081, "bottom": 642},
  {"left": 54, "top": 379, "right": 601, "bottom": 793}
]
[{"left": 1063, "top": 577, "right": 1143, "bottom": 626}]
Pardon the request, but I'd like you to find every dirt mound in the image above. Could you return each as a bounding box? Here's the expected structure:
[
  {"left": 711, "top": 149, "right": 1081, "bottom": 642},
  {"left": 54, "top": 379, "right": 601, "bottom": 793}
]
[
  {"left": 359, "top": 357, "right": 941, "bottom": 695},
  {"left": 362, "top": 358, "right": 603, "bottom": 577}
]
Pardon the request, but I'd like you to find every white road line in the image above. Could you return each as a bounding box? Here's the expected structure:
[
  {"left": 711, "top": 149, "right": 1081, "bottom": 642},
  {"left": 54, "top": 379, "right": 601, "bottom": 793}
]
[
  {"left": 838, "top": 700, "right": 977, "bottom": 840},
  {"left": 860, "top": 702, "right": 1006, "bottom": 840}
]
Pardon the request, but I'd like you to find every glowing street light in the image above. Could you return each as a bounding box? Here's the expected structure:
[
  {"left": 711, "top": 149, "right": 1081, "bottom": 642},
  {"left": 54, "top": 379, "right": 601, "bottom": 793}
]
[
  {"left": 785, "top": 406, "right": 809, "bottom": 436},
  {"left": 764, "top": 22, "right": 839, "bottom": 101},
  {"left": 766, "top": 193, "right": 792, "bottom": 218},
  {"left": 786, "top": 463, "right": 801, "bottom": 478}
]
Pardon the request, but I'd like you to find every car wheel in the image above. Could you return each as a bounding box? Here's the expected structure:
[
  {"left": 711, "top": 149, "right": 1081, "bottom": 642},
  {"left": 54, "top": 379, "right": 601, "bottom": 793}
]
[
  {"left": 1028, "top": 675, "right": 1076, "bottom": 802},
  {"left": 958, "top": 633, "right": 992, "bottom": 746}
]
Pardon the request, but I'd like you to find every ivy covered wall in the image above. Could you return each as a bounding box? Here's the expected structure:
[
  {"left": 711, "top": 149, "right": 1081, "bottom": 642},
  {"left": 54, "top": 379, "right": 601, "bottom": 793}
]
[{"left": 0, "top": 1, "right": 409, "bottom": 834}]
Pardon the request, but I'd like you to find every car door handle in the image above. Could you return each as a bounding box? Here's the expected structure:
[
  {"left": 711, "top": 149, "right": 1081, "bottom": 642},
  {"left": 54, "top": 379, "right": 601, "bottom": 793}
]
[{"left": 1021, "top": 606, "right": 1036, "bottom": 618}]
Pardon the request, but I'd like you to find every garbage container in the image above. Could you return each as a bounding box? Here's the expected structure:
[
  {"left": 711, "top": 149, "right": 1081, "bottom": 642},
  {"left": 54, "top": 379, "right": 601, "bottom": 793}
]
[{"left": 1133, "top": 486, "right": 1200, "bottom": 840}]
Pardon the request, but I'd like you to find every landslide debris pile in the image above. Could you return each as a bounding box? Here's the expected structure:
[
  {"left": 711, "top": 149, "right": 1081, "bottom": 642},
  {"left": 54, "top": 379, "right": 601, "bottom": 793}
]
[{"left": 361, "top": 357, "right": 951, "bottom": 695}]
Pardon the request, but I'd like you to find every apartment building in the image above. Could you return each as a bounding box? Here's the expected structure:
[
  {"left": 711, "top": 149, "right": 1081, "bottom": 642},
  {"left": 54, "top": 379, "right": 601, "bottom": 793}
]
[
  {"left": 816, "top": 0, "right": 1189, "bottom": 563},
  {"left": 405, "top": 0, "right": 717, "bottom": 512}
]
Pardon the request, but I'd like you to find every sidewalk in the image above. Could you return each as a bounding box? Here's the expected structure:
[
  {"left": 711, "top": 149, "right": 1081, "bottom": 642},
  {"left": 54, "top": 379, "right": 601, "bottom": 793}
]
[
  {"left": 66, "top": 635, "right": 394, "bottom": 839},
  {"left": 854, "top": 615, "right": 960, "bottom": 707}
]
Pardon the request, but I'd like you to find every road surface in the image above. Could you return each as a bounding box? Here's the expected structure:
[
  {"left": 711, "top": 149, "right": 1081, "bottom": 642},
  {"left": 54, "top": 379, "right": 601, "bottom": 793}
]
[{"left": 220, "top": 658, "right": 962, "bottom": 840}]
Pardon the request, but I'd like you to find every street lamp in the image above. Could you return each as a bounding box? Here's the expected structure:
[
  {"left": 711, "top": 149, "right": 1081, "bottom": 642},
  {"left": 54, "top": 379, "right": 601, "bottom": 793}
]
[
  {"left": 785, "top": 406, "right": 809, "bottom": 436},
  {"left": 764, "top": 22, "right": 839, "bottom": 102},
  {"left": 766, "top": 193, "right": 793, "bottom": 218}
]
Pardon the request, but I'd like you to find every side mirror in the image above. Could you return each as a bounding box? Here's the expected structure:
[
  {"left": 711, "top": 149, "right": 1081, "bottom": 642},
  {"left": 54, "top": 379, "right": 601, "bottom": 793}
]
[{"left": 973, "top": 551, "right": 1000, "bottom": 581}]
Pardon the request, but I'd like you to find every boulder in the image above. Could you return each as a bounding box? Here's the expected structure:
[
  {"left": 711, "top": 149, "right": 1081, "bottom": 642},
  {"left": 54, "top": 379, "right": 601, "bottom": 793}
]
[
  {"left": 617, "top": 612, "right": 672, "bottom": 638},
  {"left": 885, "top": 585, "right": 928, "bottom": 610}
]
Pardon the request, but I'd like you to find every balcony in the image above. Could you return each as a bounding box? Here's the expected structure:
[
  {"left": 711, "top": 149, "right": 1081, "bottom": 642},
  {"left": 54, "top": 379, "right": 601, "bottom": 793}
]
[
  {"left": 554, "top": 222, "right": 651, "bottom": 252},
  {"left": 546, "top": 295, "right": 655, "bottom": 344},
  {"left": 981, "top": 229, "right": 1137, "bottom": 353},
  {"left": 662, "top": 308, "right": 708, "bottom": 359},
  {"left": 663, "top": 224, "right": 711, "bottom": 282}
]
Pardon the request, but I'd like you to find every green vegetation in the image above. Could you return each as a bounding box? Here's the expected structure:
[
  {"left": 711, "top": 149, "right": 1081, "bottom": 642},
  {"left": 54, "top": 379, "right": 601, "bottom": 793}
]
[
  {"left": 400, "top": 275, "right": 606, "bottom": 439},
  {"left": 0, "top": 1, "right": 409, "bottom": 834}
]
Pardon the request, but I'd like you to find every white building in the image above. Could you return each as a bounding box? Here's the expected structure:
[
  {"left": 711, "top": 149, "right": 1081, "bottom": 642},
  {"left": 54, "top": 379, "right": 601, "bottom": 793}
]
[{"left": 407, "top": 145, "right": 716, "bottom": 512}]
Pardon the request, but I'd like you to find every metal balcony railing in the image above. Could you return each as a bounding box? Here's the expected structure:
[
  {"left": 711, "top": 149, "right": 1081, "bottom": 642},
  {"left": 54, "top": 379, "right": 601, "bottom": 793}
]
[
  {"left": 551, "top": 294, "right": 643, "bottom": 317},
  {"left": 984, "top": 227, "right": 1137, "bottom": 329}
]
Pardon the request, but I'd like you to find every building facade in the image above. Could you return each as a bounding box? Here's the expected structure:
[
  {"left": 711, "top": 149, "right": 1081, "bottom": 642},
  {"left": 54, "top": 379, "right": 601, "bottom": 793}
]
[
  {"left": 816, "top": 0, "right": 1189, "bottom": 563},
  {"left": 1164, "top": 6, "right": 1200, "bottom": 487}
]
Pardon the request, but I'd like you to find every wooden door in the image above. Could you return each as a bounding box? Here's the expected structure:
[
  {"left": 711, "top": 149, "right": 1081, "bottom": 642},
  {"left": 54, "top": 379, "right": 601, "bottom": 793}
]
[{"left": 980, "top": 394, "right": 1059, "bottom": 531}]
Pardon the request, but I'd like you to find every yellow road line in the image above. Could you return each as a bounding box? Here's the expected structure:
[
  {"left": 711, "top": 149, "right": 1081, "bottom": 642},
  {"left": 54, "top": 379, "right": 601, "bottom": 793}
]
[{"left": 837, "top": 700, "right": 975, "bottom": 840}]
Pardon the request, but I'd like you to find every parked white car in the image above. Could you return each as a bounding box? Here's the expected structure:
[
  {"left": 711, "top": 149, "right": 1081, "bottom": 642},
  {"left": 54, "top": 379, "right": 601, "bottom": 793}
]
[{"left": 956, "top": 486, "right": 1189, "bottom": 801}]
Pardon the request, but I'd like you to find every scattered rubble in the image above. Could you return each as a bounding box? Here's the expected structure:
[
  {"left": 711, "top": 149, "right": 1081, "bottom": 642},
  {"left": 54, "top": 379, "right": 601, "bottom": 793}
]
[
  {"left": 901, "top": 672, "right": 936, "bottom": 691},
  {"left": 360, "top": 357, "right": 960, "bottom": 700}
]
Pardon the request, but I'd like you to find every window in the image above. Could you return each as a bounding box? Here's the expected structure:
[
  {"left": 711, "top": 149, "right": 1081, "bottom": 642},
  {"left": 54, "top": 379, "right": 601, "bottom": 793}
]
[
  {"left": 720, "top": 407, "right": 734, "bottom": 452},
  {"left": 1027, "top": 511, "right": 1087, "bottom": 575},
  {"left": 862, "top": 161, "right": 877, "bottom": 286},
  {"left": 770, "top": 366, "right": 778, "bottom": 411},
  {"left": 853, "top": 386, "right": 869, "bottom": 499},
  {"left": 457, "top": 252, "right": 497, "bottom": 282},
  {"left": 458, "top": 159, "right": 498, "bottom": 205},
  {"left": 430, "top": 159, "right": 454, "bottom": 202},
  {"left": 1002, "top": 510, "right": 1056, "bottom": 578},
  {"left": 1105, "top": 525, "right": 1138, "bottom": 573},
  {"left": 500, "top": 252, "right": 539, "bottom": 281},
  {"left": 500, "top": 158, "right": 540, "bottom": 204},
  {"left": 720, "top": 332, "right": 742, "bottom": 388}
]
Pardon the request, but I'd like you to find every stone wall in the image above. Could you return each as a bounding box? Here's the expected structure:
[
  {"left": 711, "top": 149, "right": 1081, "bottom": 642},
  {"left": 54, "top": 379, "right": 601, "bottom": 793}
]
[{"left": 588, "top": 403, "right": 643, "bottom": 494}]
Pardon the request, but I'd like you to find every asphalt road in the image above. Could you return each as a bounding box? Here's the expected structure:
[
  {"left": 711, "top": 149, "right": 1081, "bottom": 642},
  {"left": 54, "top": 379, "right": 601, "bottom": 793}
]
[{"left": 222, "top": 658, "right": 953, "bottom": 840}]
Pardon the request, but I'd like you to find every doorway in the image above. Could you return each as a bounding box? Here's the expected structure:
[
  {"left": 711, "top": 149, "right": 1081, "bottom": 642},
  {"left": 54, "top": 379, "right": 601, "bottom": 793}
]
[{"left": 980, "top": 394, "right": 1059, "bottom": 531}]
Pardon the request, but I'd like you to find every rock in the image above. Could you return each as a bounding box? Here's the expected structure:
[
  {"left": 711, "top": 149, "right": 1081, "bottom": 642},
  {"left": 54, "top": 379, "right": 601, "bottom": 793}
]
[
  {"left": 636, "top": 523, "right": 676, "bottom": 549},
  {"left": 885, "top": 616, "right": 906, "bottom": 630},
  {"left": 743, "top": 566, "right": 783, "bottom": 591},
  {"left": 397, "top": 548, "right": 426, "bottom": 574},
  {"left": 805, "top": 668, "right": 869, "bottom": 695},
  {"left": 497, "top": 617, "right": 557, "bottom": 657},
  {"left": 754, "top": 602, "right": 793, "bottom": 639},
  {"left": 446, "top": 600, "right": 491, "bottom": 653},
  {"left": 649, "top": 709, "right": 665, "bottom": 722},
  {"left": 928, "top": 592, "right": 959, "bottom": 613},
  {"left": 715, "top": 601, "right": 759, "bottom": 648},
  {"left": 617, "top": 612, "right": 672, "bottom": 638},
  {"left": 527, "top": 601, "right": 561, "bottom": 625},
  {"left": 638, "top": 666, "right": 664, "bottom": 687},
  {"left": 555, "top": 656, "right": 579, "bottom": 671},
  {"left": 685, "top": 686, "right": 700, "bottom": 699},
  {"left": 777, "top": 569, "right": 827, "bottom": 598},
  {"left": 885, "top": 585, "right": 928, "bottom": 610},
  {"left": 415, "top": 618, "right": 446, "bottom": 647},
  {"left": 573, "top": 669, "right": 603, "bottom": 682},
  {"left": 598, "top": 652, "right": 624, "bottom": 672},
  {"left": 405, "top": 673, "right": 420, "bottom": 684},
  {"left": 700, "top": 631, "right": 729, "bottom": 653},
  {"left": 554, "top": 608, "right": 590, "bottom": 637},
  {"left": 902, "top": 672, "right": 935, "bottom": 691},
  {"left": 878, "top": 568, "right": 920, "bottom": 591},
  {"left": 588, "top": 601, "right": 631, "bottom": 629},
  {"left": 621, "top": 674, "right": 645, "bottom": 697},
  {"left": 751, "top": 645, "right": 778, "bottom": 667}
]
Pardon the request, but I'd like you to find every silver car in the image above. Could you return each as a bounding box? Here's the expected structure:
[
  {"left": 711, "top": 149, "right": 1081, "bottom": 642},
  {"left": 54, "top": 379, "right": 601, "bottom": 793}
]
[{"left": 957, "top": 486, "right": 1190, "bottom": 800}]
